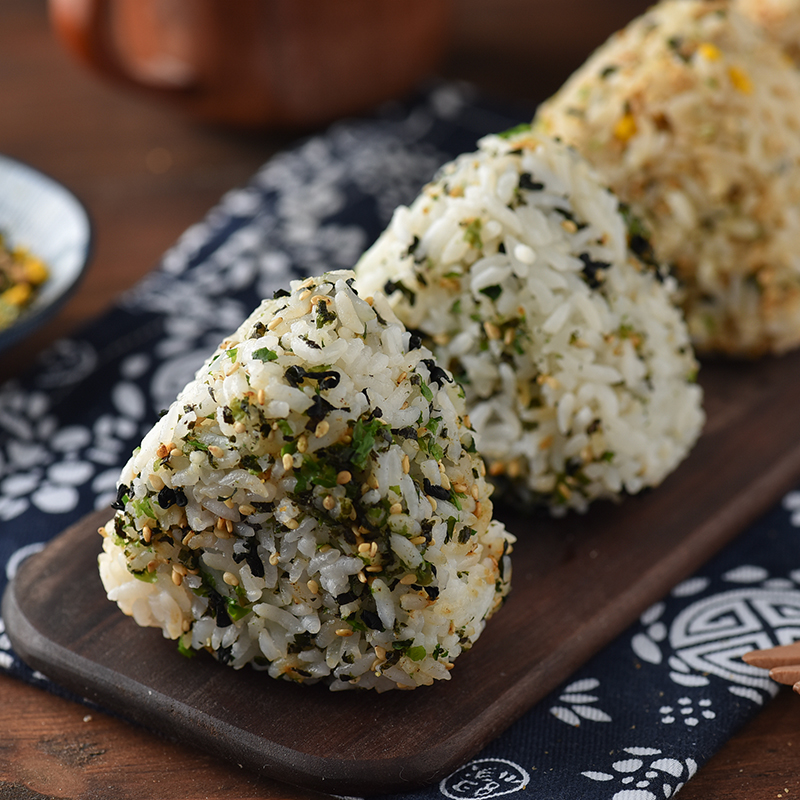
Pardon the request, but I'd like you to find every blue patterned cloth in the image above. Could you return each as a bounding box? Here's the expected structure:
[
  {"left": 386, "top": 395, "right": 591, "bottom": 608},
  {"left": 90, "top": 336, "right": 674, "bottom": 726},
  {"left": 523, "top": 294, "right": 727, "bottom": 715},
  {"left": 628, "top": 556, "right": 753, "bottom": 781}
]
[{"left": 0, "top": 84, "right": 795, "bottom": 800}]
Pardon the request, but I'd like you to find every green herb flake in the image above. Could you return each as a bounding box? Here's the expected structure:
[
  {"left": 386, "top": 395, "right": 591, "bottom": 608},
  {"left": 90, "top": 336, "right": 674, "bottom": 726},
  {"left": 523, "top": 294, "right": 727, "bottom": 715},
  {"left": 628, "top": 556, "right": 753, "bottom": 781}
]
[
  {"left": 177, "top": 633, "right": 196, "bottom": 659},
  {"left": 276, "top": 419, "right": 293, "bottom": 437},
  {"left": 351, "top": 417, "right": 391, "bottom": 470},
  {"left": 407, "top": 646, "right": 427, "bottom": 662},
  {"left": 183, "top": 436, "right": 209, "bottom": 453},
  {"left": 253, "top": 347, "right": 279, "bottom": 362},
  {"left": 479, "top": 284, "right": 503, "bottom": 302},
  {"left": 462, "top": 218, "right": 483, "bottom": 250},
  {"left": 227, "top": 599, "right": 251, "bottom": 622},
  {"left": 419, "top": 380, "right": 433, "bottom": 402},
  {"left": 226, "top": 348, "right": 238, "bottom": 362},
  {"left": 497, "top": 122, "right": 532, "bottom": 139}
]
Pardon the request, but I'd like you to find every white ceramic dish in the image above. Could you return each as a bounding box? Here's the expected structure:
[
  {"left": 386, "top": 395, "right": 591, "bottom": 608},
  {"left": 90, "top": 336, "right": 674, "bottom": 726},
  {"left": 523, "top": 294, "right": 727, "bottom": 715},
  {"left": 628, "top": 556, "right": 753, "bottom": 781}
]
[{"left": 0, "top": 154, "right": 92, "bottom": 351}]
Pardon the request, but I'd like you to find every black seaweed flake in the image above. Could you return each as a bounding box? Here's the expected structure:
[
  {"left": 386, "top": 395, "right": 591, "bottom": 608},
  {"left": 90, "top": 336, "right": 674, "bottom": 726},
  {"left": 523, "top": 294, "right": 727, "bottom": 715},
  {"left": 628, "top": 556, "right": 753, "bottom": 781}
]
[
  {"left": 392, "top": 426, "right": 418, "bottom": 441},
  {"left": 519, "top": 172, "right": 545, "bottom": 191},
  {"left": 360, "top": 609, "right": 385, "bottom": 631},
  {"left": 284, "top": 365, "right": 341, "bottom": 390},
  {"left": 421, "top": 358, "right": 452, "bottom": 388},
  {"left": 407, "top": 331, "right": 423, "bottom": 351},
  {"left": 579, "top": 253, "right": 612, "bottom": 289},
  {"left": 315, "top": 299, "right": 337, "bottom": 328},
  {"left": 232, "top": 538, "right": 266, "bottom": 579},
  {"left": 383, "top": 279, "right": 417, "bottom": 307},
  {"left": 111, "top": 483, "right": 129, "bottom": 511},
  {"left": 305, "top": 394, "right": 335, "bottom": 429},
  {"left": 207, "top": 590, "right": 232, "bottom": 627},
  {"left": 272, "top": 288, "right": 291, "bottom": 299},
  {"left": 423, "top": 478, "right": 451, "bottom": 502}
]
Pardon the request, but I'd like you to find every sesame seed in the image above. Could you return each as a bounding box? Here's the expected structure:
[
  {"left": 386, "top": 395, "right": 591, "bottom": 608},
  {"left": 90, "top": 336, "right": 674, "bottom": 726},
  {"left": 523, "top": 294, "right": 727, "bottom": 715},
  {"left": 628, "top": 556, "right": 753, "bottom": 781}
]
[
  {"left": 389, "top": 503, "right": 403, "bottom": 515},
  {"left": 173, "top": 564, "right": 188, "bottom": 576},
  {"left": 282, "top": 453, "right": 294, "bottom": 471},
  {"left": 149, "top": 474, "right": 164, "bottom": 491},
  {"left": 561, "top": 218, "right": 578, "bottom": 234},
  {"left": 182, "top": 531, "right": 195, "bottom": 546},
  {"left": 335, "top": 628, "right": 353, "bottom": 637},
  {"left": 402, "top": 454, "right": 410, "bottom": 474},
  {"left": 284, "top": 518, "right": 299, "bottom": 530},
  {"left": 269, "top": 552, "right": 280, "bottom": 566},
  {"left": 475, "top": 500, "right": 482, "bottom": 517},
  {"left": 267, "top": 315, "right": 283, "bottom": 330},
  {"left": 239, "top": 503, "right": 255, "bottom": 516},
  {"left": 357, "top": 571, "right": 367, "bottom": 583},
  {"left": 156, "top": 443, "right": 170, "bottom": 459},
  {"left": 224, "top": 498, "right": 235, "bottom": 508},
  {"left": 374, "top": 645, "right": 386, "bottom": 660},
  {"left": 171, "top": 568, "right": 183, "bottom": 586},
  {"left": 396, "top": 371, "right": 407, "bottom": 384},
  {"left": 439, "top": 472, "right": 451, "bottom": 491},
  {"left": 299, "top": 289, "right": 312, "bottom": 301},
  {"left": 233, "top": 422, "right": 246, "bottom": 434},
  {"left": 367, "top": 473, "right": 379, "bottom": 490},
  {"left": 483, "top": 321, "right": 501, "bottom": 340},
  {"left": 142, "top": 525, "right": 152, "bottom": 544},
  {"left": 426, "top": 495, "right": 437, "bottom": 511},
  {"left": 410, "top": 536, "right": 426, "bottom": 545},
  {"left": 323, "top": 494, "right": 336, "bottom": 510},
  {"left": 400, "top": 573, "right": 417, "bottom": 585},
  {"left": 307, "top": 579, "right": 319, "bottom": 594},
  {"left": 315, "top": 420, "right": 330, "bottom": 438},
  {"left": 216, "top": 516, "right": 226, "bottom": 530},
  {"left": 470, "top": 483, "right": 480, "bottom": 499},
  {"left": 208, "top": 445, "right": 225, "bottom": 458},
  {"left": 357, "top": 543, "right": 371, "bottom": 554},
  {"left": 369, "top": 542, "right": 378, "bottom": 557},
  {"left": 257, "top": 389, "right": 266, "bottom": 405},
  {"left": 297, "top": 435, "right": 308, "bottom": 453},
  {"left": 223, "top": 571, "right": 239, "bottom": 587},
  {"left": 225, "top": 519, "right": 234, "bottom": 533},
  {"left": 336, "top": 470, "right": 352, "bottom": 485},
  {"left": 147, "top": 560, "right": 158, "bottom": 573},
  {"left": 365, "top": 565, "right": 383, "bottom": 573}
]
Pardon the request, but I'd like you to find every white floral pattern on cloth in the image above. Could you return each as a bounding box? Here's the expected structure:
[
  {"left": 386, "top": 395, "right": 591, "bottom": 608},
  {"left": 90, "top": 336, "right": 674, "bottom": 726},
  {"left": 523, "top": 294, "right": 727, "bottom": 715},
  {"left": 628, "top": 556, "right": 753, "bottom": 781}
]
[
  {"left": 550, "top": 678, "right": 613, "bottom": 727},
  {"left": 582, "top": 748, "right": 697, "bottom": 799}
]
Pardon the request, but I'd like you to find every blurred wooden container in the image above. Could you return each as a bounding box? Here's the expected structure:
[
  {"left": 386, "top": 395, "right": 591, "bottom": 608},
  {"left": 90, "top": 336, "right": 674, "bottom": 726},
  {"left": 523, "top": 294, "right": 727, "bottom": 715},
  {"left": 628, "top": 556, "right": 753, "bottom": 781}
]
[{"left": 48, "top": 0, "right": 453, "bottom": 129}]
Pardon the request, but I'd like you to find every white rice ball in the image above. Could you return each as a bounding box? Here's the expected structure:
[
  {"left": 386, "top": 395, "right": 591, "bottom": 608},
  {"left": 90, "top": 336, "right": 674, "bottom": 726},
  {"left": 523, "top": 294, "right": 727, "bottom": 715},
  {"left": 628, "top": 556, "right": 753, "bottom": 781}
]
[
  {"left": 355, "top": 129, "right": 704, "bottom": 513},
  {"left": 535, "top": 0, "right": 800, "bottom": 356},
  {"left": 99, "top": 270, "right": 513, "bottom": 691}
]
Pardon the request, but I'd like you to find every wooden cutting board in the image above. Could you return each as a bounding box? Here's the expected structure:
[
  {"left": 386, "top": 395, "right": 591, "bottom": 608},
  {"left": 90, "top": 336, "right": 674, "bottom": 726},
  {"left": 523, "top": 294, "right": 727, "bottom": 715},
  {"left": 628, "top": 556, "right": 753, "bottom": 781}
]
[{"left": 5, "top": 352, "right": 800, "bottom": 796}]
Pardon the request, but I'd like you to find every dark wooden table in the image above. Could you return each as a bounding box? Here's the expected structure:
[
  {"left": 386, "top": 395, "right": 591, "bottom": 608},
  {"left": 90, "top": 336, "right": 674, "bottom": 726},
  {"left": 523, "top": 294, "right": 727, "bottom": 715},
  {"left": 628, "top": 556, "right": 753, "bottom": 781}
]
[{"left": 1, "top": 0, "right": 798, "bottom": 797}]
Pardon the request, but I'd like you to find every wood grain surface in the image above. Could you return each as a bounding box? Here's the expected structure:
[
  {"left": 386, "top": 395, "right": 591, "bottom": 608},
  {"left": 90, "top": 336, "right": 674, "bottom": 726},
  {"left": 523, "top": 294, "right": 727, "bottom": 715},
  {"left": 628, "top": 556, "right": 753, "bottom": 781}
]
[
  {"left": 6, "top": 350, "right": 800, "bottom": 794},
  {"left": 4, "top": 0, "right": 800, "bottom": 798}
]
